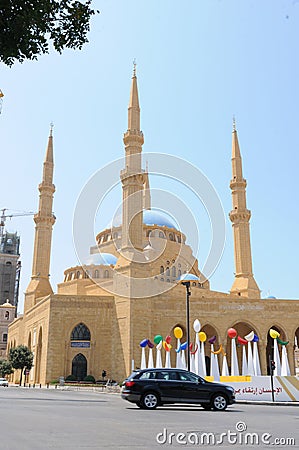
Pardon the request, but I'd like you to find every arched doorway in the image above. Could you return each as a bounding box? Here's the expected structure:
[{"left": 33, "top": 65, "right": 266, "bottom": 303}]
[
  {"left": 201, "top": 324, "right": 219, "bottom": 376},
  {"left": 226, "top": 322, "right": 258, "bottom": 375},
  {"left": 72, "top": 353, "right": 87, "bottom": 381},
  {"left": 266, "top": 325, "right": 286, "bottom": 375}
]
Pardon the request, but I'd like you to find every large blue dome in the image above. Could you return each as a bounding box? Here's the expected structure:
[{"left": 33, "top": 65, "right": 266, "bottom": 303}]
[
  {"left": 108, "top": 210, "right": 178, "bottom": 230},
  {"left": 143, "top": 210, "right": 177, "bottom": 229},
  {"left": 85, "top": 252, "right": 117, "bottom": 266}
]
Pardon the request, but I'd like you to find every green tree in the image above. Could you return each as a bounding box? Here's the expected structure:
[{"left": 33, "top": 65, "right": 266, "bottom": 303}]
[
  {"left": 0, "top": 0, "right": 99, "bottom": 66},
  {"left": 9, "top": 345, "right": 34, "bottom": 385},
  {"left": 0, "top": 358, "right": 14, "bottom": 377}
]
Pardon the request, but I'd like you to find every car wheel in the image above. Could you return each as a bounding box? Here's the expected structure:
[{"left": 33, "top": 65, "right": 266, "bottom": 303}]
[
  {"left": 201, "top": 403, "right": 212, "bottom": 410},
  {"left": 212, "top": 394, "right": 227, "bottom": 411},
  {"left": 136, "top": 401, "right": 145, "bottom": 409},
  {"left": 141, "top": 392, "right": 159, "bottom": 410}
]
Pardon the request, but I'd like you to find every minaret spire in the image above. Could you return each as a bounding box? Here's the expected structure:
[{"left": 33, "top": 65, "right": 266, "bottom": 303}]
[
  {"left": 120, "top": 64, "right": 144, "bottom": 251},
  {"left": 229, "top": 122, "right": 260, "bottom": 299},
  {"left": 25, "top": 126, "right": 56, "bottom": 310}
]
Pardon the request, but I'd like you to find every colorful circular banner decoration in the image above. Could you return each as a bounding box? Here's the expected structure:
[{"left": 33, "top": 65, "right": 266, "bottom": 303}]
[
  {"left": 140, "top": 339, "right": 148, "bottom": 348},
  {"left": 165, "top": 335, "right": 172, "bottom": 344},
  {"left": 174, "top": 327, "right": 183, "bottom": 339},
  {"left": 269, "top": 329, "right": 280, "bottom": 339},
  {"left": 154, "top": 334, "right": 163, "bottom": 345},
  {"left": 189, "top": 343, "right": 198, "bottom": 355},
  {"left": 211, "top": 344, "right": 224, "bottom": 354},
  {"left": 198, "top": 331, "right": 207, "bottom": 342},
  {"left": 277, "top": 337, "right": 289, "bottom": 346},
  {"left": 147, "top": 340, "right": 154, "bottom": 349},
  {"left": 208, "top": 335, "right": 217, "bottom": 344},
  {"left": 244, "top": 331, "right": 254, "bottom": 342},
  {"left": 227, "top": 328, "right": 237, "bottom": 339},
  {"left": 237, "top": 336, "right": 248, "bottom": 345},
  {"left": 193, "top": 319, "right": 201, "bottom": 333}
]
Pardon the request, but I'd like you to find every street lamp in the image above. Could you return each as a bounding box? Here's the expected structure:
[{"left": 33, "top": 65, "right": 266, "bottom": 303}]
[{"left": 177, "top": 273, "right": 199, "bottom": 371}]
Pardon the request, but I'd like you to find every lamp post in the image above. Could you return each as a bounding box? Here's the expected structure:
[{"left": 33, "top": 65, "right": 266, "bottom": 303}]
[{"left": 178, "top": 273, "right": 199, "bottom": 372}]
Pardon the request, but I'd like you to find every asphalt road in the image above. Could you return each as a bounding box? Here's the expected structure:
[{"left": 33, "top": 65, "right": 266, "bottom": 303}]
[{"left": 0, "top": 387, "right": 298, "bottom": 449}]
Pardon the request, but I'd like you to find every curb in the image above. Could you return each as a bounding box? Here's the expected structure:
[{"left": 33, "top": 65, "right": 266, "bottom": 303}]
[{"left": 236, "top": 400, "right": 299, "bottom": 407}]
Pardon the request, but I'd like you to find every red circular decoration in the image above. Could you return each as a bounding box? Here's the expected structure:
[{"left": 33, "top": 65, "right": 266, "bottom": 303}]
[
  {"left": 165, "top": 335, "right": 172, "bottom": 344},
  {"left": 227, "top": 328, "right": 237, "bottom": 339},
  {"left": 237, "top": 336, "right": 248, "bottom": 345}
]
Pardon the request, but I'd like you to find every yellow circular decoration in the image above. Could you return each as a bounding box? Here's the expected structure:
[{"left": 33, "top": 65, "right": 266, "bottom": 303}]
[
  {"left": 269, "top": 329, "right": 280, "bottom": 339},
  {"left": 174, "top": 327, "right": 183, "bottom": 339},
  {"left": 198, "top": 331, "right": 207, "bottom": 342}
]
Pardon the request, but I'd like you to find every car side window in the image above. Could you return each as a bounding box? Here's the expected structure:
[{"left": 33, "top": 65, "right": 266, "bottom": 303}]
[
  {"left": 179, "top": 372, "right": 199, "bottom": 382},
  {"left": 156, "top": 371, "right": 169, "bottom": 380},
  {"left": 156, "top": 371, "right": 178, "bottom": 380},
  {"left": 139, "top": 371, "right": 155, "bottom": 380}
]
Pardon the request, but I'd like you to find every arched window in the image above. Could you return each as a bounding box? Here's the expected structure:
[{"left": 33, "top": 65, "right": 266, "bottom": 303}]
[
  {"left": 71, "top": 323, "right": 91, "bottom": 341},
  {"left": 166, "top": 279, "right": 170, "bottom": 283},
  {"left": 5, "top": 311, "right": 9, "bottom": 320},
  {"left": 166, "top": 267, "right": 170, "bottom": 276},
  {"left": 160, "top": 266, "right": 164, "bottom": 274},
  {"left": 172, "top": 266, "right": 176, "bottom": 277},
  {"left": 94, "top": 270, "right": 99, "bottom": 278},
  {"left": 76, "top": 271, "right": 81, "bottom": 279},
  {"left": 5, "top": 261, "right": 12, "bottom": 266},
  {"left": 104, "top": 270, "right": 109, "bottom": 278},
  {"left": 178, "top": 269, "right": 182, "bottom": 278},
  {"left": 3, "top": 333, "right": 7, "bottom": 343},
  {"left": 169, "top": 233, "right": 174, "bottom": 241},
  {"left": 177, "top": 235, "right": 181, "bottom": 243},
  {"left": 159, "top": 231, "right": 165, "bottom": 239}
]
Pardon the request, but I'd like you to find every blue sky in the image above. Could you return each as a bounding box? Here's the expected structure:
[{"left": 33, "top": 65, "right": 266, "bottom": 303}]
[{"left": 1, "top": 0, "right": 299, "bottom": 312}]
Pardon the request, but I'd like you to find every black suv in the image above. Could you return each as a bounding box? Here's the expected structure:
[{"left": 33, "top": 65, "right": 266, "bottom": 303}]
[{"left": 121, "top": 368, "right": 235, "bottom": 411}]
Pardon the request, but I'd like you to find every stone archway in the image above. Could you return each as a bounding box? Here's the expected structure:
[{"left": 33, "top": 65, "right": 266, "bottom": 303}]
[
  {"left": 225, "top": 322, "right": 258, "bottom": 376},
  {"left": 201, "top": 324, "right": 219, "bottom": 376},
  {"left": 266, "top": 325, "right": 286, "bottom": 375},
  {"left": 72, "top": 353, "right": 87, "bottom": 381}
]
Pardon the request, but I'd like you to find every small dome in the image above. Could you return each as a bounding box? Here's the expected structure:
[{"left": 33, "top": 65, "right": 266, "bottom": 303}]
[
  {"left": 266, "top": 295, "right": 276, "bottom": 299},
  {"left": 143, "top": 210, "right": 177, "bottom": 229},
  {"left": 85, "top": 252, "right": 117, "bottom": 266}
]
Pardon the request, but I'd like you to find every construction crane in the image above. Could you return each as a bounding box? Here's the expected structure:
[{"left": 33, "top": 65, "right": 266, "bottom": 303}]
[{"left": 0, "top": 208, "right": 35, "bottom": 238}]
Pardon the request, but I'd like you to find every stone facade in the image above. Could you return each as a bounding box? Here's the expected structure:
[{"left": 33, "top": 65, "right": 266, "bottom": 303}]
[{"left": 7, "top": 70, "right": 299, "bottom": 384}]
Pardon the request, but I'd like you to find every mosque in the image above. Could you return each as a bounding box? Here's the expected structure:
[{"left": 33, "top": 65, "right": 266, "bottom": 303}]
[{"left": 8, "top": 69, "right": 299, "bottom": 384}]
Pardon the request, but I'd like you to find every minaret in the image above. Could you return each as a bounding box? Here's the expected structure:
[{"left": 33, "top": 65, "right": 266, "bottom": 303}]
[
  {"left": 229, "top": 120, "right": 260, "bottom": 298},
  {"left": 120, "top": 63, "right": 145, "bottom": 251},
  {"left": 25, "top": 126, "right": 56, "bottom": 310}
]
